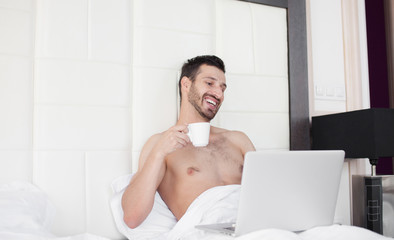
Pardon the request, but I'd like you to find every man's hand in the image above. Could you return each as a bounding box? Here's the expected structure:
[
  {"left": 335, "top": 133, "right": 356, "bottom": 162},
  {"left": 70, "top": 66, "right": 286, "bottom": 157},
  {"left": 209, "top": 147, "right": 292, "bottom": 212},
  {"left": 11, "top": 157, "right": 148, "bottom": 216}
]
[{"left": 152, "top": 124, "right": 190, "bottom": 159}]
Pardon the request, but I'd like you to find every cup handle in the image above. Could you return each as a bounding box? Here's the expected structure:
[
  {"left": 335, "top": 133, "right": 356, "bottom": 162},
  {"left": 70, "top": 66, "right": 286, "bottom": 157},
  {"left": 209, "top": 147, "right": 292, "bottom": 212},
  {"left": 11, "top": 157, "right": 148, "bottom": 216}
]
[{"left": 187, "top": 130, "right": 194, "bottom": 145}]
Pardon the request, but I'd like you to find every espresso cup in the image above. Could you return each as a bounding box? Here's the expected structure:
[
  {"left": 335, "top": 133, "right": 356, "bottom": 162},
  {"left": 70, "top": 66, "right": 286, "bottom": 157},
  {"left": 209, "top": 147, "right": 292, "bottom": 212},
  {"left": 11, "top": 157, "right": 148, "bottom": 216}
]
[{"left": 187, "top": 122, "right": 210, "bottom": 147}]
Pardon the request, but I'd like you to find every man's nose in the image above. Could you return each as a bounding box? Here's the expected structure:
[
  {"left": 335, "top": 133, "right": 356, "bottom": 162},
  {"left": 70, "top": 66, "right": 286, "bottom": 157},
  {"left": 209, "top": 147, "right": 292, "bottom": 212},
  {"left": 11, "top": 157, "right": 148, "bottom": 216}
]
[{"left": 211, "top": 86, "right": 223, "bottom": 99}]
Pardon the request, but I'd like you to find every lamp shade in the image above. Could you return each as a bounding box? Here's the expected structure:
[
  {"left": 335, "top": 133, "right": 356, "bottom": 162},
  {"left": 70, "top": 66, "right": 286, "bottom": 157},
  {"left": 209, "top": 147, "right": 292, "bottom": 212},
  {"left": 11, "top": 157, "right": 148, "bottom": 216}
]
[{"left": 311, "top": 108, "right": 394, "bottom": 159}]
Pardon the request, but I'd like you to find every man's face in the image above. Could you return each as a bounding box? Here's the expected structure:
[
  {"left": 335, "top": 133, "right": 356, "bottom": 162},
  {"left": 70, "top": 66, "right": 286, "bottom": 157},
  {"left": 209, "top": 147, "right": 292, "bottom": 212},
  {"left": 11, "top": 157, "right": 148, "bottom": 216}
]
[{"left": 187, "top": 64, "right": 227, "bottom": 121}]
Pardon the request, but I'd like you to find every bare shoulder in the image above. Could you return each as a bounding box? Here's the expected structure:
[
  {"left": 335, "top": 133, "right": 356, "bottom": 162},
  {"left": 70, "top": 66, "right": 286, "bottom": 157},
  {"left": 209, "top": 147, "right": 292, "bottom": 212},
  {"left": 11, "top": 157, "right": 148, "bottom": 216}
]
[
  {"left": 141, "top": 132, "right": 162, "bottom": 151},
  {"left": 137, "top": 132, "right": 163, "bottom": 170},
  {"left": 211, "top": 126, "right": 255, "bottom": 154},
  {"left": 211, "top": 126, "right": 249, "bottom": 139}
]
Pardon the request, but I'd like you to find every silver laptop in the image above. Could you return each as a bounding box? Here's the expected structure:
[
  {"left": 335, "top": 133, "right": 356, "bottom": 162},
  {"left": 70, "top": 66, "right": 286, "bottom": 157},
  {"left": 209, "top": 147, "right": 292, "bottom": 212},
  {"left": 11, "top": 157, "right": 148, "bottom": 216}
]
[{"left": 196, "top": 150, "right": 345, "bottom": 237}]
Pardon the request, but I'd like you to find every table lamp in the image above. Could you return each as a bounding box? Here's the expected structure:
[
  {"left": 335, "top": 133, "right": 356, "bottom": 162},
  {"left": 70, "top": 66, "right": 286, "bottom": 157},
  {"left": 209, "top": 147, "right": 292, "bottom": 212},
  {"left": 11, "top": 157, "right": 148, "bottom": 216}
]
[{"left": 311, "top": 108, "right": 394, "bottom": 236}]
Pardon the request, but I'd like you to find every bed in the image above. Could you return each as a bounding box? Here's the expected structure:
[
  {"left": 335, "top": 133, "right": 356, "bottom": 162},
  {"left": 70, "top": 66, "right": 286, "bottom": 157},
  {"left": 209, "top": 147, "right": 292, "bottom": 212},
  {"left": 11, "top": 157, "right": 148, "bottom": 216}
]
[{"left": 0, "top": 175, "right": 389, "bottom": 240}]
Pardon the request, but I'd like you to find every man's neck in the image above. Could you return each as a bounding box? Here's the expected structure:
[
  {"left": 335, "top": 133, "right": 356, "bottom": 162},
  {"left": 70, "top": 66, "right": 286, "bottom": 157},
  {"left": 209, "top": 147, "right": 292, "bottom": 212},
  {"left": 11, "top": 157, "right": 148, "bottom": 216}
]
[
  {"left": 177, "top": 114, "right": 209, "bottom": 125},
  {"left": 177, "top": 104, "right": 209, "bottom": 125}
]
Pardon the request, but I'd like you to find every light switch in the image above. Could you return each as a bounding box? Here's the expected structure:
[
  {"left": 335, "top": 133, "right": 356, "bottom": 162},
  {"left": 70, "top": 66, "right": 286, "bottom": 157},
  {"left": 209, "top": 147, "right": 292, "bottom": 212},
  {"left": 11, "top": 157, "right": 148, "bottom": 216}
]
[
  {"left": 326, "top": 87, "right": 335, "bottom": 97},
  {"left": 315, "top": 85, "right": 325, "bottom": 97}
]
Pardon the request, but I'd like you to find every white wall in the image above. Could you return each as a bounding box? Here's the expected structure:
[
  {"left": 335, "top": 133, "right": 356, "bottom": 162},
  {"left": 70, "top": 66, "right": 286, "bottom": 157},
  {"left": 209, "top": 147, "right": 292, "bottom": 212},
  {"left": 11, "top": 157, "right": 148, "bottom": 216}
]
[
  {"left": 0, "top": 0, "right": 289, "bottom": 238},
  {"left": 0, "top": 0, "right": 132, "bottom": 237},
  {"left": 308, "top": 0, "right": 370, "bottom": 114},
  {"left": 308, "top": 0, "right": 347, "bottom": 113},
  {"left": 0, "top": 0, "right": 35, "bottom": 181}
]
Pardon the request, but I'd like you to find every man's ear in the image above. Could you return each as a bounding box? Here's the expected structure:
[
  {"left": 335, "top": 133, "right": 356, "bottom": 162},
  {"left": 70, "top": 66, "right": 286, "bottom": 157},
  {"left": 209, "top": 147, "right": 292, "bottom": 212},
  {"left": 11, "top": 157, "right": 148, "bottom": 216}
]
[{"left": 180, "top": 76, "right": 191, "bottom": 93}]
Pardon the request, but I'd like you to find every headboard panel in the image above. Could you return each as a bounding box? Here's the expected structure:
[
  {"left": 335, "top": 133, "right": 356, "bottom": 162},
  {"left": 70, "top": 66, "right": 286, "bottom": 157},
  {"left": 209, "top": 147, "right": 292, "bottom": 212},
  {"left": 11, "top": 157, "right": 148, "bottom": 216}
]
[{"left": 0, "top": 0, "right": 306, "bottom": 239}]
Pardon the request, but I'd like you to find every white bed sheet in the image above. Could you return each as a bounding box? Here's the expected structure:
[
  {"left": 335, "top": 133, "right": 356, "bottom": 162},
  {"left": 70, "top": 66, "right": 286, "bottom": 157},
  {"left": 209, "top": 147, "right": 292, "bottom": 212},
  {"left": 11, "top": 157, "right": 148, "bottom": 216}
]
[
  {"left": 111, "top": 174, "right": 391, "bottom": 240},
  {"left": 0, "top": 232, "right": 111, "bottom": 240},
  {"left": 1, "top": 179, "right": 390, "bottom": 240},
  {"left": 0, "top": 226, "right": 387, "bottom": 240},
  {"left": 194, "top": 225, "right": 389, "bottom": 240},
  {"left": 0, "top": 182, "right": 113, "bottom": 240}
]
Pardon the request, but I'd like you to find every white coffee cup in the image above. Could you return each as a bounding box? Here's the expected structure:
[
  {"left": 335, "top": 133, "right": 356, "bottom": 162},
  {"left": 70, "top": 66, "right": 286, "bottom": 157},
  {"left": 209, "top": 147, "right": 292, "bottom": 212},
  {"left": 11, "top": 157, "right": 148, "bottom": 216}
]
[{"left": 187, "top": 122, "right": 210, "bottom": 147}]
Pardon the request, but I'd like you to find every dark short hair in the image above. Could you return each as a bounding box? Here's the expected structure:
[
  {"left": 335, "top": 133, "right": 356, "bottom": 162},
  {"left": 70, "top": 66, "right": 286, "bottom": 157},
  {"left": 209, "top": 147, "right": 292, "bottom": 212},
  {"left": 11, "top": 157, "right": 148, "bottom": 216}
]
[{"left": 178, "top": 55, "right": 225, "bottom": 100}]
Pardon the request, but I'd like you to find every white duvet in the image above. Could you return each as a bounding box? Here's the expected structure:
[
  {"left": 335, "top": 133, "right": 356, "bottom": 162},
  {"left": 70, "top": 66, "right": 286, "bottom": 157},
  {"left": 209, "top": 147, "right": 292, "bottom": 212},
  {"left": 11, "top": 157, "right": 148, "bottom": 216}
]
[
  {"left": 0, "top": 179, "right": 390, "bottom": 240},
  {"left": 110, "top": 174, "right": 391, "bottom": 240}
]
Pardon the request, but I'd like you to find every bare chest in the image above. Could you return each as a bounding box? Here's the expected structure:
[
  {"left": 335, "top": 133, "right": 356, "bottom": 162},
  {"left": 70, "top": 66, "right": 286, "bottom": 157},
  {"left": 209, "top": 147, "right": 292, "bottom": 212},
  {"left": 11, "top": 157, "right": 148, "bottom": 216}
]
[
  {"left": 166, "top": 134, "right": 244, "bottom": 184},
  {"left": 158, "top": 133, "right": 244, "bottom": 220}
]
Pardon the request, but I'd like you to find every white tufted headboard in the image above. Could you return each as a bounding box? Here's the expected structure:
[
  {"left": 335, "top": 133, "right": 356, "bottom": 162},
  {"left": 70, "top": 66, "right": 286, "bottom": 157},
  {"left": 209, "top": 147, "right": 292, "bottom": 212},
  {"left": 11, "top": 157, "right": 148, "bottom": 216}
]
[{"left": 0, "top": 0, "right": 294, "bottom": 239}]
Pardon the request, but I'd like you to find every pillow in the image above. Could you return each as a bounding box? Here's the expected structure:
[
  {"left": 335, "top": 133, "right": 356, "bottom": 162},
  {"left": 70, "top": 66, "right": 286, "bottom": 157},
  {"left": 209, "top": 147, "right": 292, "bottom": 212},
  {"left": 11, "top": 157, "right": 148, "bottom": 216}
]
[
  {"left": 110, "top": 174, "right": 177, "bottom": 239},
  {"left": 0, "top": 181, "right": 56, "bottom": 236}
]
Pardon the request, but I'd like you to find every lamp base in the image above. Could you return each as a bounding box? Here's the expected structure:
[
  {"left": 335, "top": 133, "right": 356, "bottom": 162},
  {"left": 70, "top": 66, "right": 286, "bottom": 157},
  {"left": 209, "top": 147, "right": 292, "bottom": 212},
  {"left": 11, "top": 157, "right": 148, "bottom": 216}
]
[
  {"left": 352, "top": 175, "right": 394, "bottom": 237},
  {"left": 371, "top": 164, "right": 377, "bottom": 176}
]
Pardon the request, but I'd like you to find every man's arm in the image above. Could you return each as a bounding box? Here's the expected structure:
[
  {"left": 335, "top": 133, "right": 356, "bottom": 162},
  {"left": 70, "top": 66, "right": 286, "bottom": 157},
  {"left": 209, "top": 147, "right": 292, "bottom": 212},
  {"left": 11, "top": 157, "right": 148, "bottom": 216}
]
[{"left": 121, "top": 124, "right": 189, "bottom": 229}]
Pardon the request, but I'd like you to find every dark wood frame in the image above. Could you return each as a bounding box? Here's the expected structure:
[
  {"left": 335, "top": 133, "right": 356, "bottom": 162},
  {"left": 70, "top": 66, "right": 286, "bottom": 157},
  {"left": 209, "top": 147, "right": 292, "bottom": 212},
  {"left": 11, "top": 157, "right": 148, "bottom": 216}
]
[{"left": 240, "top": 0, "right": 310, "bottom": 150}]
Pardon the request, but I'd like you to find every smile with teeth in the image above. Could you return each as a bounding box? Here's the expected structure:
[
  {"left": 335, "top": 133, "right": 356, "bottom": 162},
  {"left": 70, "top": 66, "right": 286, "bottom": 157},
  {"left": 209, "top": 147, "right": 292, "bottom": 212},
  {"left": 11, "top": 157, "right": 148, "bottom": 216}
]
[{"left": 206, "top": 99, "right": 217, "bottom": 106}]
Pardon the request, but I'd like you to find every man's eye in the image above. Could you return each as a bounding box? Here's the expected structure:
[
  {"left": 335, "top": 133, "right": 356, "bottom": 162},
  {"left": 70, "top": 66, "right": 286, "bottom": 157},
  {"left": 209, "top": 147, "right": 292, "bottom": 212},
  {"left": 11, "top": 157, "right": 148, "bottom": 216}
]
[{"left": 207, "top": 82, "right": 212, "bottom": 86}]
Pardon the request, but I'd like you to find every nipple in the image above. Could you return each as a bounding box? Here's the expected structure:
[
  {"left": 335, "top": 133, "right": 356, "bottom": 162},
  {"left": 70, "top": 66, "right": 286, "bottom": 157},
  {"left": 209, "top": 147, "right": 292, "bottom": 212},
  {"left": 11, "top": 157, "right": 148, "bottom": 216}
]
[{"left": 187, "top": 167, "right": 199, "bottom": 175}]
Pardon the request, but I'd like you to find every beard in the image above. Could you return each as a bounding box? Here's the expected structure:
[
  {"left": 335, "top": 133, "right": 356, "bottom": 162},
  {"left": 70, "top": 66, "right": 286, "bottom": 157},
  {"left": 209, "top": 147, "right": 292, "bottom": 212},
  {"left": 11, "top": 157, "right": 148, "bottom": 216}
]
[{"left": 187, "top": 83, "right": 220, "bottom": 121}]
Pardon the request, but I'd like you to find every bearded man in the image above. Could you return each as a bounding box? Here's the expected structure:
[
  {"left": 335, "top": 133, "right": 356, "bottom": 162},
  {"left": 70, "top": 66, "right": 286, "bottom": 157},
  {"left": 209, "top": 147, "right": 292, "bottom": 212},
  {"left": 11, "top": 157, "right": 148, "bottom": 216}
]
[{"left": 121, "top": 55, "right": 256, "bottom": 229}]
